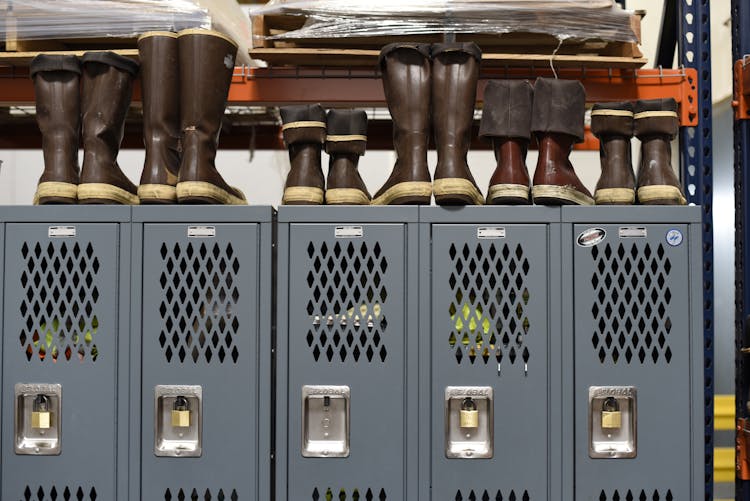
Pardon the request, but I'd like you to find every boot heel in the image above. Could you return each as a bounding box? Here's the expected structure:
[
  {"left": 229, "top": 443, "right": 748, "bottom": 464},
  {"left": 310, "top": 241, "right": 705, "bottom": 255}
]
[
  {"left": 34, "top": 182, "right": 78, "bottom": 205},
  {"left": 370, "top": 181, "right": 432, "bottom": 205},
  {"left": 433, "top": 178, "right": 484, "bottom": 206},
  {"left": 138, "top": 184, "right": 178, "bottom": 204},
  {"left": 177, "top": 181, "right": 247, "bottom": 205}
]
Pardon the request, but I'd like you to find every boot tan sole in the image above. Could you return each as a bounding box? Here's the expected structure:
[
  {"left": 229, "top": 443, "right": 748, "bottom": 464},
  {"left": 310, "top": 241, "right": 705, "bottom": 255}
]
[
  {"left": 282, "top": 186, "right": 324, "bottom": 205},
  {"left": 594, "top": 188, "right": 636, "bottom": 205},
  {"left": 487, "top": 183, "right": 530, "bottom": 204},
  {"left": 177, "top": 181, "right": 247, "bottom": 205},
  {"left": 433, "top": 178, "right": 485, "bottom": 206},
  {"left": 33, "top": 182, "right": 78, "bottom": 205},
  {"left": 371, "top": 181, "right": 432, "bottom": 205},
  {"left": 325, "top": 188, "right": 370, "bottom": 205},
  {"left": 78, "top": 183, "right": 140, "bottom": 205},
  {"left": 637, "top": 185, "right": 687, "bottom": 205},
  {"left": 138, "top": 184, "right": 177, "bottom": 203},
  {"left": 532, "top": 185, "right": 594, "bottom": 206}
]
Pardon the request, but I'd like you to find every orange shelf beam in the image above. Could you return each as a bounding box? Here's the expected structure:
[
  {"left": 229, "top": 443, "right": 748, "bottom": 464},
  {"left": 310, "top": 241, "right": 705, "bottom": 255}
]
[
  {"left": 733, "top": 57, "right": 750, "bottom": 120},
  {"left": 2, "top": 66, "right": 699, "bottom": 127}
]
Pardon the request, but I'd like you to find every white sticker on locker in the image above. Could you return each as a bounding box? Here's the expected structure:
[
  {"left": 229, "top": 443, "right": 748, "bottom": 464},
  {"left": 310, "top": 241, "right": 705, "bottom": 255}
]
[
  {"left": 477, "top": 227, "right": 506, "bottom": 239},
  {"left": 335, "top": 226, "right": 363, "bottom": 238},
  {"left": 48, "top": 226, "right": 76, "bottom": 238},
  {"left": 187, "top": 226, "right": 216, "bottom": 238}
]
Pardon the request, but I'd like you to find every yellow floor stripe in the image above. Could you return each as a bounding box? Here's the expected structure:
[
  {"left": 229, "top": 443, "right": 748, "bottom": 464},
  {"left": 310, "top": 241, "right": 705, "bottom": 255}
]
[
  {"left": 714, "top": 447, "right": 734, "bottom": 483},
  {"left": 715, "top": 394, "right": 735, "bottom": 431}
]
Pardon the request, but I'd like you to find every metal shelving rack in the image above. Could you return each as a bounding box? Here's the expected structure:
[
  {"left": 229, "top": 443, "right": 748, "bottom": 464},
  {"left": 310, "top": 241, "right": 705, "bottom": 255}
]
[
  {"left": 733, "top": 0, "right": 750, "bottom": 498},
  {"left": 0, "top": 0, "right": 716, "bottom": 496}
]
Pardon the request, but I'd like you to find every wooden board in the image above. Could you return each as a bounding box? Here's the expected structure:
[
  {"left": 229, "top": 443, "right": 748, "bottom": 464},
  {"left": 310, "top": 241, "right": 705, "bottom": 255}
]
[
  {"left": 0, "top": 49, "right": 139, "bottom": 66},
  {"left": 249, "top": 47, "right": 648, "bottom": 69}
]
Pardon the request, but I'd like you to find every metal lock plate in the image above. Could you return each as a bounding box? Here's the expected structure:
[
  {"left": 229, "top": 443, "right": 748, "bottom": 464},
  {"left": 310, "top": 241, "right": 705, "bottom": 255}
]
[
  {"left": 589, "top": 386, "right": 637, "bottom": 459},
  {"left": 14, "top": 383, "right": 62, "bottom": 455},
  {"left": 302, "top": 385, "right": 350, "bottom": 458},
  {"left": 445, "top": 386, "right": 493, "bottom": 459},
  {"left": 154, "top": 385, "right": 202, "bottom": 457}
]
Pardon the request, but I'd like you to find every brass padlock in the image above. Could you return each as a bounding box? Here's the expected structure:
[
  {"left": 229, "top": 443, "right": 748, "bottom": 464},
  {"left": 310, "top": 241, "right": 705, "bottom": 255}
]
[
  {"left": 459, "top": 397, "right": 479, "bottom": 428},
  {"left": 601, "top": 396, "right": 622, "bottom": 430},
  {"left": 171, "top": 396, "right": 191, "bottom": 428},
  {"left": 31, "top": 394, "right": 51, "bottom": 430}
]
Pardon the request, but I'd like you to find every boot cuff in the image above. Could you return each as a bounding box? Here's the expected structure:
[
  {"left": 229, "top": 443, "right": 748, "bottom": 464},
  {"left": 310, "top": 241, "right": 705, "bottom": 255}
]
[
  {"left": 81, "top": 52, "right": 140, "bottom": 76},
  {"left": 531, "top": 78, "right": 586, "bottom": 142},
  {"left": 634, "top": 98, "right": 679, "bottom": 138},
  {"left": 30, "top": 54, "right": 81, "bottom": 78},
  {"left": 431, "top": 42, "right": 482, "bottom": 61},
  {"left": 591, "top": 101, "right": 634, "bottom": 137},
  {"left": 281, "top": 104, "right": 326, "bottom": 145},
  {"left": 479, "top": 80, "right": 533, "bottom": 140},
  {"left": 326, "top": 109, "right": 368, "bottom": 155},
  {"left": 379, "top": 43, "right": 431, "bottom": 66}
]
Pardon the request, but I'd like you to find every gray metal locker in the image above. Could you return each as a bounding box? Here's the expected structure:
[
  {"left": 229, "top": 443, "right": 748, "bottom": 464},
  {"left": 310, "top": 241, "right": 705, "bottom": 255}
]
[
  {"left": 0, "top": 206, "right": 131, "bottom": 500},
  {"left": 562, "top": 207, "right": 704, "bottom": 500},
  {"left": 276, "top": 207, "right": 420, "bottom": 501},
  {"left": 130, "top": 207, "right": 273, "bottom": 500},
  {"left": 419, "top": 207, "right": 563, "bottom": 501}
]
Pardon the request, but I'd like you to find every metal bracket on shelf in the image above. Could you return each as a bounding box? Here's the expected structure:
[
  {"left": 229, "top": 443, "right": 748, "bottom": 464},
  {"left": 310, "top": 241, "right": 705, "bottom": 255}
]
[
  {"left": 733, "top": 56, "right": 750, "bottom": 120},
  {"left": 738, "top": 418, "right": 750, "bottom": 481}
]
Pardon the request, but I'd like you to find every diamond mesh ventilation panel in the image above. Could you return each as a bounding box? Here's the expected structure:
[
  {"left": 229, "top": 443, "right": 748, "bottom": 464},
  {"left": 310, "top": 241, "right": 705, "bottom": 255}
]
[
  {"left": 447, "top": 242, "right": 531, "bottom": 367},
  {"left": 305, "top": 241, "right": 389, "bottom": 363},
  {"left": 157, "top": 242, "right": 240, "bottom": 364},
  {"left": 590, "top": 242, "right": 674, "bottom": 364},
  {"left": 19, "top": 241, "right": 101, "bottom": 363}
]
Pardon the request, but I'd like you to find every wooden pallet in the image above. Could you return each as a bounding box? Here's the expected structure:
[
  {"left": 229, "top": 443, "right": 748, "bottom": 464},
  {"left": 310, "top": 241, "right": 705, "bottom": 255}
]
[{"left": 251, "top": 11, "right": 646, "bottom": 68}]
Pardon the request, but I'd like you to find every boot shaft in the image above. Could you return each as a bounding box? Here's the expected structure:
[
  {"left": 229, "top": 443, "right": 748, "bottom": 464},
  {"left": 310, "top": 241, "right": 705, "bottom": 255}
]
[
  {"left": 177, "top": 29, "right": 238, "bottom": 180},
  {"left": 380, "top": 44, "right": 431, "bottom": 171},
  {"left": 178, "top": 29, "right": 237, "bottom": 145},
  {"left": 138, "top": 32, "right": 181, "bottom": 179},
  {"left": 30, "top": 55, "right": 81, "bottom": 179},
  {"left": 80, "top": 52, "right": 138, "bottom": 171},
  {"left": 431, "top": 43, "right": 481, "bottom": 168}
]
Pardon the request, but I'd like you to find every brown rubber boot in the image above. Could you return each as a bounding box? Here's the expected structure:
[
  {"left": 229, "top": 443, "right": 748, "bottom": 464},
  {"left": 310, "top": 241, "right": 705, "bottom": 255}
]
[
  {"left": 78, "top": 52, "right": 140, "bottom": 205},
  {"left": 325, "top": 109, "right": 371, "bottom": 205},
  {"left": 592, "top": 102, "right": 636, "bottom": 205},
  {"left": 280, "top": 104, "right": 326, "bottom": 205},
  {"left": 137, "top": 32, "right": 181, "bottom": 204},
  {"left": 479, "top": 80, "right": 533, "bottom": 205},
  {"left": 176, "top": 29, "right": 246, "bottom": 205},
  {"left": 634, "top": 98, "right": 687, "bottom": 205},
  {"left": 531, "top": 78, "right": 593, "bottom": 206},
  {"left": 30, "top": 55, "right": 81, "bottom": 205},
  {"left": 371, "top": 43, "right": 432, "bottom": 205},
  {"left": 432, "top": 42, "right": 484, "bottom": 206}
]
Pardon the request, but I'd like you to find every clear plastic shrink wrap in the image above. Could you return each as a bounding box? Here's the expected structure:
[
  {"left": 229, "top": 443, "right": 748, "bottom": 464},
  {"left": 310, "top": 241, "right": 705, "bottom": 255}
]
[
  {"left": 1, "top": 0, "right": 254, "bottom": 65},
  {"left": 253, "top": 0, "right": 638, "bottom": 44}
]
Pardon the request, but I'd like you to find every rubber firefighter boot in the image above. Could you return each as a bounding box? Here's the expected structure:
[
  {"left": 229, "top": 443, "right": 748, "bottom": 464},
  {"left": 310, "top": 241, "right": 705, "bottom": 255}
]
[
  {"left": 371, "top": 43, "right": 432, "bottom": 205},
  {"left": 137, "top": 32, "right": 181, "bottom": 204},
  {"left": 30, "top": 54, "right": 81, "bottom": 205},
  {"left": 325, "top": 109, "right": 371, "bottom": 205},
  {"left": 531, "top": 78, "right": 593, "bottom": 206},
  {"left": 78, "top": 52, "right": 140, "bottom": 204},
  {"left": 591, "top": 101, "right": 636, "bottom": 205},
  {"left": 176, "top": 29, "right": 246, "bottom": 205},
  {"left": 280, "top": 104, "right": 326, "bottom": 205},
  {"left": 431, "top": 42, "right": 484, "bottom": 205},
  {"left": 634, "top": 98, "right": 687, "bottom": 205},
  {"left": 479, "top": 79, "right": 533, "bottom": 205}
]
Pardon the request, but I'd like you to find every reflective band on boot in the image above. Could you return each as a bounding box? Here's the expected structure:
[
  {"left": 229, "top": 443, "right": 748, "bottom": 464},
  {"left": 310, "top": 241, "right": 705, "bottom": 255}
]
[
  {"left": 138, "top": 184, "right": 178, "bottom": 202},
  {"left": 595, "top": 187, "right": 636, "bottom": 205},
  {"left": 532, "top": 184, "right": 594, "bottom": 206},
  {"left": 325, "top": 188, "right": 370, "bottom": 205},
  {"left": 78, "top": 183, "right": 140, "bottom": 205},
  {"left": 370, "top": 181, "right": 432, "bottom": 205},
  {"left": 176, "top": 181, "right": 247, "bottom": 205},
  {"left": 282, "top": 186, "right": 324, "bottom": 205},
  {"left": 33, "top": 182, "right": 78, "bottom": 205},
  {"left": 487, "top": 183, "right": 530, "bottom": 203},
  {"left": 637, "top": 185, "right": 687, "bottom": 205},
  {"left": 433, "top": 178, "right": 485, "bottom": 206}
]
